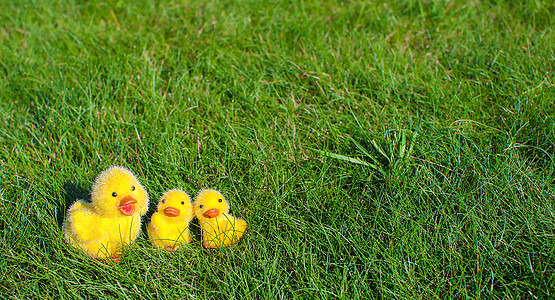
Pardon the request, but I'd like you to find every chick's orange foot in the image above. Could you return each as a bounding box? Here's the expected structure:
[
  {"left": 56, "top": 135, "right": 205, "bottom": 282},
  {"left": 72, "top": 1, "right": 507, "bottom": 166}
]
[
  {"left": 91, "top": 253, "right": 121, "bottom": 264},
  {"left": 165, "top": 245, "right": 178, "bottom": 252},
  {"left": 111, "top": 254, "right": 122, "bottom": 263},
  {"left": 203, "top": 242, "right": 216, "bottom": 249}
]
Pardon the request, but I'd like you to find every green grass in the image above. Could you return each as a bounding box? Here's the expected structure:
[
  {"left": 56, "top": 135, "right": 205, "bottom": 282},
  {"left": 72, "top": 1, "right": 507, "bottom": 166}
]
[{"left": 1, "top": 0, "right": 555, "bottom": 298}]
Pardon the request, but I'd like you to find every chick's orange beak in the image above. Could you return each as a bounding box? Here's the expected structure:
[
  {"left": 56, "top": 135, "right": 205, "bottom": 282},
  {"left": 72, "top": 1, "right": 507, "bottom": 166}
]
[
  {"left": 203, "top": 208, "right": 220, "bottom": 218},
  {"left": 164, "top": 207, "right": 180, "bottom": 217},
  {"left": 118, "top": 195, "right": 137, "bottom": 216}
]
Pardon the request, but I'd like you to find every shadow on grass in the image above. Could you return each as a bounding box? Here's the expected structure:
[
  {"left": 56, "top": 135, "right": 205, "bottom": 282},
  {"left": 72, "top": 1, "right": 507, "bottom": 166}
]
[
  {"left": 59, "top": 182, "right": 90, "bottom": 227},
  {"left": 141, "top": 205, "right": 156, "bottom": 241},
  {"left": 189, "top": 217, "right": 202, "bottom": 243}
]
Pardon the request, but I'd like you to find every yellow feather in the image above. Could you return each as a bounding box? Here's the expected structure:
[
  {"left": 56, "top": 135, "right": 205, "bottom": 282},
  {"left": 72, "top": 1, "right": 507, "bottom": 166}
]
[
  {"left": 193, "top": 189, "right": 247, "bottom": 249},
  {"left": 147, "top": 189, "right": 194, "bottom": 251},
  {"left": 63, "top": 166, "right": 149, "bottom": 260}
]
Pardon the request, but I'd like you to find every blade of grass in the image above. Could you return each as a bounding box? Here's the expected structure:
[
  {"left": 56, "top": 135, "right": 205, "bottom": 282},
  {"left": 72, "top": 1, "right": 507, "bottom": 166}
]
[
  {"left": 307, "top": 147, "right": 382, "bottom": 171},
  {"left": 347, "top": 137, "right": 386, "bottom": 174}
]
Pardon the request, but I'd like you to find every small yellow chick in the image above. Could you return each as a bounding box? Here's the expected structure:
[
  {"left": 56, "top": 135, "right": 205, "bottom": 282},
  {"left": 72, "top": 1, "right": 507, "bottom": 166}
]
[
  {"left": 147, "top": 189, "right": 194, "bottom": 251},
  {"left": 63, "top": 166, "right": 149, "bottom": 261},
  {"left": 193, "top": 189, "right": 247, "bottom": 249}
]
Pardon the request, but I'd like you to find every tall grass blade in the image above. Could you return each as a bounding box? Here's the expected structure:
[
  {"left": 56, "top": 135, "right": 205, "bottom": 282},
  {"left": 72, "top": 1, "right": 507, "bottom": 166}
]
[{"left": 307, "top": 147, "right": 381, "bottom": 171}]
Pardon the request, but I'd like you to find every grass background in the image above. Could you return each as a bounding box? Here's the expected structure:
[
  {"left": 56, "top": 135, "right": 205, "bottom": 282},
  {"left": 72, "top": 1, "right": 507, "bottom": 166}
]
[{"left": 1, "top": 0, "right": 555, "bottom": 298}]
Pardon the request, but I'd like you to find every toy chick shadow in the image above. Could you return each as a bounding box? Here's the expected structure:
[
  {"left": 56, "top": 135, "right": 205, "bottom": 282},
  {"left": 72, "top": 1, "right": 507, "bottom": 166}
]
[
  {"left": 190, "top": 217, "right": 202, "bottom": 245},
  {"left": 141, "top": 202, "right": 157, "bottom": 241},
  {"left": 59, "top": 182, "right": 90, "bottom": 228}
]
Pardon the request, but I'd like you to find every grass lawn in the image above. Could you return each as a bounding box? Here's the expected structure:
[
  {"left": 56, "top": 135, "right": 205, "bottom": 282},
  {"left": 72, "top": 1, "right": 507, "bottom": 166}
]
[{"left": 1, "top": 0, "right": 555, "bottom": 298}]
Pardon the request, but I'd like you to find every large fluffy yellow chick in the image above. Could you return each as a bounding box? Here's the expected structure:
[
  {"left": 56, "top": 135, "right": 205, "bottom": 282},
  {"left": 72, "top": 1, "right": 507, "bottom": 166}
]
[
  {"left": 193, "top": 189, "right": 247, "bottom": 249},
  {"left": 147, "top": 189, "right": 194, "bottom": 251},
  {"left": 63, "top": 166, "right": 149, "bottom": 261}
]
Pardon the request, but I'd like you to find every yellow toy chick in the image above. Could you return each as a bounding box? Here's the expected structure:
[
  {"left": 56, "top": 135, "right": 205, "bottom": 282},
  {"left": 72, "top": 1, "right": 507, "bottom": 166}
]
[
  {"left": 147, "top": 189, "right": 194, "bottom": 251},
  {"left": 193, "top": 189, "right": 247, "bottom": 249},
  {"left": 63, "top": 166, "right": 149, "bottom": 261}
]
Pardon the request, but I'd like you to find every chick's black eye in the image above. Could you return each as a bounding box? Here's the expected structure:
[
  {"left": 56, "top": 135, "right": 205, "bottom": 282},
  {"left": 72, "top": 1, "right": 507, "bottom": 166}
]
[
  {"left": 218, "top": 199, "right": 223, "bottom": 202},
  {"left": 199, "top": 205, "right": 204, "bottom": 208},
  {"left": 131, "top": 186, "right": 135, "bottom": 191},
  {"left": 181, "top": 201, "right": 185, "bottom": 205},
  {"left": 162, "top": 199, "right": 166, "bottom": 204},
  {"left": 112, "top": 192, "right": 117, "bottom": 197}
]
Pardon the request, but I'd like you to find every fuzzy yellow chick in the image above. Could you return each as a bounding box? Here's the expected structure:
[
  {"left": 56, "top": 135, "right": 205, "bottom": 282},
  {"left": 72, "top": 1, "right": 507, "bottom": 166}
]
[
  {"left": 147, "top": 189, "right": 194, "bottom": 251},
  {"left": 193, "top": 189, "right": 247, "bottom": 249},
  {"left": 63, "top": 166, "right": 149, "bottom": 261}
]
